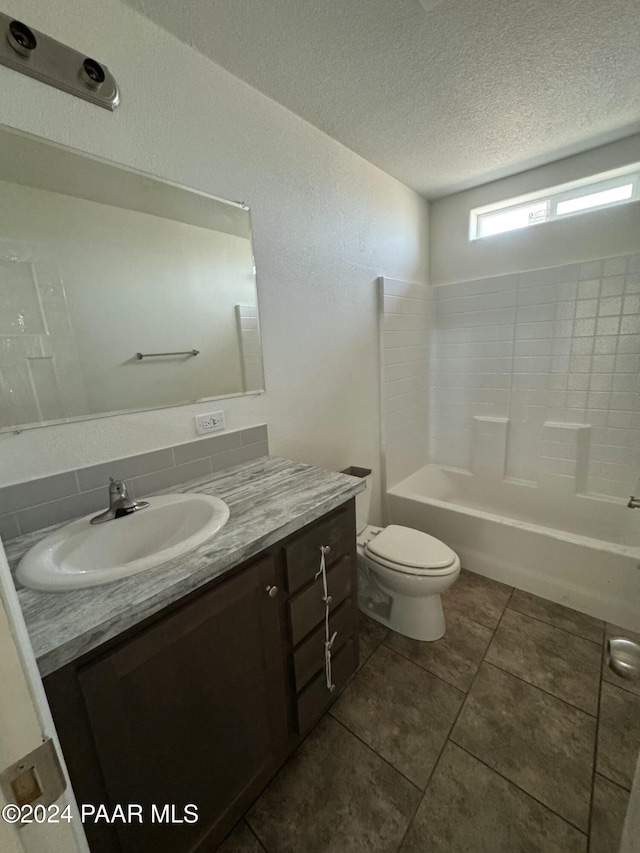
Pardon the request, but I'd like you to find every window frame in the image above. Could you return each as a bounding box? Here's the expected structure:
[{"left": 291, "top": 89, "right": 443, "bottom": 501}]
[{"left": 469, "top": 164, "right": 640, "bottom": 241}]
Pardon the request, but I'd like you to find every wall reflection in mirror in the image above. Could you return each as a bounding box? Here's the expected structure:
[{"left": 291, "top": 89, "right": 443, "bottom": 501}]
[{"left": 0, "top": 125, "right": 264, "bottom": 431}]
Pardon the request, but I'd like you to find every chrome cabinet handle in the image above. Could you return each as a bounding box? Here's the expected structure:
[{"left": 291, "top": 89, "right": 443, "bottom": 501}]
[{"left": 266, "top": 585, "right": 278, "bottom": 598}]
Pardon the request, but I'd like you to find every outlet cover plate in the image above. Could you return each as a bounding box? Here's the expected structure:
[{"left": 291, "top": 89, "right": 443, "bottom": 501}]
[{"left": 195, "top": 411, "right": 225, "bottom": 435}]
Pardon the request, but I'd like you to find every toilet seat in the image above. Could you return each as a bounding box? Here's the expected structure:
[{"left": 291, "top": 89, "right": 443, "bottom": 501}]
[{"left": 364, "top": 524, "right": 457, "bottom": 576}]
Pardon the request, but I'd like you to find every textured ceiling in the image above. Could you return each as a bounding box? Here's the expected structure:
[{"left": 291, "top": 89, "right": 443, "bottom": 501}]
[{"left": 124, "top": 0, "right": 640, "bottom": 198}]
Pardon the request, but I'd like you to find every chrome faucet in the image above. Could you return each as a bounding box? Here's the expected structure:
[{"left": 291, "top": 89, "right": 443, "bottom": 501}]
[
  {"left": 628, "top": 495, "right": 640, "bottom": 509},
  {"left": 90, "top": 477, "right": 149, "bottom": 524}
]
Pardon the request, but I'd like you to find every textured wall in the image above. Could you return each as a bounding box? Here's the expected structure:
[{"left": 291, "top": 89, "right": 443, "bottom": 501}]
[
  {"left": 430, "top": 253, "right": 640, "bottom": 499},
  {"left": 430, "top": 134, "right": 640, "bottom": 285},
  {"left": 124, "top": 0, "right": 640, "bottom": 197},
  {"left": 0, "top": 0, "right": 429, "bottom": 527}
]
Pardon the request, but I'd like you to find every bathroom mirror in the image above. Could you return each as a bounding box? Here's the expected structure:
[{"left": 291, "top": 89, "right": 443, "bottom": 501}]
[{"left": 0, "top": 125, "right": 265, "bottom": 432}]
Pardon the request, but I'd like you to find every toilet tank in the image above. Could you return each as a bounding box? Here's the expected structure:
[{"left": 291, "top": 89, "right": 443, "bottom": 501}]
[{"left": 341, "top": 467, "right": 372, "bottom": 534}]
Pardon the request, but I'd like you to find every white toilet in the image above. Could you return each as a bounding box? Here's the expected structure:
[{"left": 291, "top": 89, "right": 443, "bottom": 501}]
[{"left": 353, "top": 471, "right": 460, "bottom": 642}]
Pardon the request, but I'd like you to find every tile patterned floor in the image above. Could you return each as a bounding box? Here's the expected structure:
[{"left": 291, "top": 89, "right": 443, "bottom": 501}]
[{"left": 222, "top": 570, "right": 639, "bottom": 852}]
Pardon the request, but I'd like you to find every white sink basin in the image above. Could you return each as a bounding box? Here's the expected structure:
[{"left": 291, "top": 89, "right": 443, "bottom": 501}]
[{"left": 17, "top": 493, "right": 230, "bottom": 592}]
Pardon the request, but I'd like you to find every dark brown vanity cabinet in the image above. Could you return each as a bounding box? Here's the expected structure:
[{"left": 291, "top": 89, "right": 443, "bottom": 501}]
[{"left": 43, "top": 499, "right": 359, "bottom": 853}]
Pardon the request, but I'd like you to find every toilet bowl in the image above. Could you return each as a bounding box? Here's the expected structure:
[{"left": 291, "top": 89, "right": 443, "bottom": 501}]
[
  {"left": 357, "top": 524, "right": 460, "bottom": 641},
  {"left": 346, "top": 467, "right": 460, "bottom": 642}
]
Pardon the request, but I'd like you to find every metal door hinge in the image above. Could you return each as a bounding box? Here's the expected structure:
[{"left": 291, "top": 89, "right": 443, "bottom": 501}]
[{"left": 0, "top": 738, "right": 66, "bottom": 816}]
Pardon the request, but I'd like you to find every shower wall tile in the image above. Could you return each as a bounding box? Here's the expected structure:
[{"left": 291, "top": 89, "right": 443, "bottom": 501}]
[
  {"left": 235, "top": 304, "right": 265, "bottom": 392},
  {"left": 430, "top": 253, "right": 640, "bottom": 499},
  {"left": 380, "top": 277, "right": 430, "bottom": 490}
]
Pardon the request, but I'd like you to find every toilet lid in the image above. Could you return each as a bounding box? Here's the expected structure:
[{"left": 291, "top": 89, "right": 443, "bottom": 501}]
[{"left": 365, "top": 525, "right": 456, "bottom": 570}]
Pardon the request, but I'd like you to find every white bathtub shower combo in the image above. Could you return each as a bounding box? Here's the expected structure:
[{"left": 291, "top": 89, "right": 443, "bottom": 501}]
[
  {"left": 379, "top": 255, "right": 640, "bottom": 635},
  {"left": 388, "top": 464, "right": 640, "bottom": 632}
]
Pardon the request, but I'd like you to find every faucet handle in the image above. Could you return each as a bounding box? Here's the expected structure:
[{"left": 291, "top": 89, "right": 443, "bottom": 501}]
[{"left": 108, "top": 477, "right": 127, "bottom": 497}]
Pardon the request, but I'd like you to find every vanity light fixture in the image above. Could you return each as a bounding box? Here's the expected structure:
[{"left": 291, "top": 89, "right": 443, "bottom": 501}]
[{"left": 0, "top": 11, "right": 119, "bottom": 110}]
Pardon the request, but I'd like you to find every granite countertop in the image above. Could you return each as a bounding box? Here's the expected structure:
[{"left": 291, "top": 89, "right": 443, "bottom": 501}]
[{"left": 5, "top": 456, "right": 365, "bottom": 677}]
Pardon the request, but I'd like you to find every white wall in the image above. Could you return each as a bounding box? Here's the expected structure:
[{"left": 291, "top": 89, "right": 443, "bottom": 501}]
[
  {"left": 430, "top": 134, "right": 640, "bottom": 286},
  {"left": 0, "top": 0, "right": 429, "bottom": 524}
]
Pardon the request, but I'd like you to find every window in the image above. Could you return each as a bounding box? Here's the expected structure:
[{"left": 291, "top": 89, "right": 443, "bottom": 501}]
[{"left": 470, "top": 164, "right": 640, "bottom": 240}]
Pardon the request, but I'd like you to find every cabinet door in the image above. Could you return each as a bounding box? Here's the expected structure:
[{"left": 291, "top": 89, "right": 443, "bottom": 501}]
[{"left": 78, "top": 555, "right": 287, "bottom": 853}]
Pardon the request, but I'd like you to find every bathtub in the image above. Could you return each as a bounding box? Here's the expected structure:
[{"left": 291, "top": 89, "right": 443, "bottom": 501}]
[{"left": 387, "top": 465, "right": 640, "bottom": 632}]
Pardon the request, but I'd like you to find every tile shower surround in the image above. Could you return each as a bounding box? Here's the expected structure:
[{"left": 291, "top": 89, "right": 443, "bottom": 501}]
[
  {"left": 380, "top": 278, "right": 431, "bottom": 487},
  {"left": 0, "top": 425, "right": 268, "bottom": 539},
  {"left": 429, "top": 252, "right": 640, "bottom": 498}
]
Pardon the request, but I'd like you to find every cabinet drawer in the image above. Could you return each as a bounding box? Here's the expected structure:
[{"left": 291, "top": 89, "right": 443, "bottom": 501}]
[
  {"left": 296, "top": 638, "right": 358, "bottom": 735},
  {"left": 293, "top": 599, "right": 356, "bottom": 692},
  {"left": 288, "top": 555, "right": 353, "bottom": 646},
  {"left": 284, "top": 507, "right": 353, "bottom": 595}
]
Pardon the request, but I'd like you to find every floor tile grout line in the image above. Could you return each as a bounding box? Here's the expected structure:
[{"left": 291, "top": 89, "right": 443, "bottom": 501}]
[
  {"left": 244, "top": 819, "right": 268, "bottom": 852},
  {"left": 392, "top": 737, "right": 450, "bottom": 853},
  {"left": 428, "top": 596, "right": 507, "bottom": 849},
  {"left": 468, "top": 601, "right": 595, "bottom": 837},
  {"left": 443, "top": 574, "right": 514, "bottom": 633},
  {"left": 380, "top": 637, "right": 473, "bottom": 694},
  {"left": 601, "top": 669, "right": 640, "bottom": 698},
  {"left": 391, "top": 675, "right": 472, "bottom": 853},
  {"left": 481, "top": 658, "right": 599, "bottom": 719},
  {"left": 356, "top": 625, "right": 391, "bottom": 675},
  {"left": 380, "top": 584, "right": 512, "bottom": 695},
  {"left": 506, "top": 602, "right": 604, "bottom": 646},
  {"left": 371, "top": 593, "right": 507, "bottom": 853},
  {"left": 480, "top": 593, "right": 511, "bottom": 666},
  {"left": 396, "top": 589, "right": 593, "bottom": 841},
  {"left": 393, "top": 586, "right": 510, "bottom": 691},
  {"left": 587, "top": 638, "right": 607, "bottom": 846},
  {"left": 593, "top": 771, "right": 634, "bottom": 795},
  {"left": 448, "top": 740, "right": 590, "bottom": 838},
  {"left": 331, "top": 628, "right": 468, "bottom": 797},
  {"left": 375, "top": 640, "right": 467, "bottom": 700},
  {"left": 364, "top": 623, "right": 390, "bottom": 664},
  {"left": 595, "top": 767, "right": 635, "bottom": 795},
  {"left": 328, "top": 713, "right": 422, "bottom": 793},
  {"left": 443, "top": 604, "right": 507, "bottom": 634},
  {"left": 335, "top": 623, "right": 477, "bottom": 850}
]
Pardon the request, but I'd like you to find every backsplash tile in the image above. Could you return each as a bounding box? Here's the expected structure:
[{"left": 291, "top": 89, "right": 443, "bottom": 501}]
[
  {"left": 173, "top": 431, "right": 241, "bottom": 465},
  {"left": 76, "top": 448, "right": 175, "bottom": 492},
  {"left": 0, "top": 471, "right": 79, "bottom": 514},
  {"left": 211, "top": 441, "right": 269, "bottom": 473},
  {"left": 0, "top": 513, "right": 20, "bottom": 541},
  {"left": 0, "top": 425, "right": 269, "bottom": 540},
  {"left": 240, "top": 425, "right": 268, "bottom": 446},
  {"left": 16, "top": 488, "right": 106, "bottom": 536},
  {"left": 129, "top": 458, "right": 213, "bottom": 498}
]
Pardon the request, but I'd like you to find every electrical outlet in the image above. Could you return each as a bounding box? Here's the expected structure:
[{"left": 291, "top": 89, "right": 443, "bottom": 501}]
[{"left": 195, "top": 411, "right": 225, "bottom": 435}]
